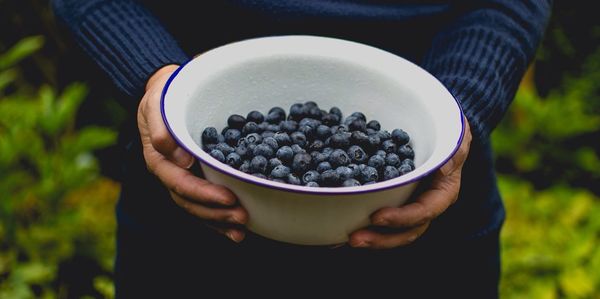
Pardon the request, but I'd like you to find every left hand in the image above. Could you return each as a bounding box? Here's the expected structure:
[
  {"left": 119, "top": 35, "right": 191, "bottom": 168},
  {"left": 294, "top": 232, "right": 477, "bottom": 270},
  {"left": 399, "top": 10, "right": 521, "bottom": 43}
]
[{"left": 348, "top": 117, "right": 472, "bottom": 249}]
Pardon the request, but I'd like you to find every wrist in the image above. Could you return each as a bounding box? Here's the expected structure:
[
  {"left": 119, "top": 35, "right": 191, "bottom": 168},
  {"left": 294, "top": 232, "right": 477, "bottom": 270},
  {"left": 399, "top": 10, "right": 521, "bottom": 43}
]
[{"left": 146, "top": 64, "right": 179, "bottom": 91}]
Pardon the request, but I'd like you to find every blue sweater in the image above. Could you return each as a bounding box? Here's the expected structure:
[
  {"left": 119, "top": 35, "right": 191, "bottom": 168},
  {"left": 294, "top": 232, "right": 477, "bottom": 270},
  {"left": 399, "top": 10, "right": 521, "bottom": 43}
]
[{"left": 52, "top": 0, "right": 551, "bottom": 241}]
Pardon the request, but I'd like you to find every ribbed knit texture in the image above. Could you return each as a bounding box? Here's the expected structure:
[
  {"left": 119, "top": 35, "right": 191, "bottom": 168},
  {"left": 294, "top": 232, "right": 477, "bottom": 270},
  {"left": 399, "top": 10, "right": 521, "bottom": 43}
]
[
  {"left": 421, "top": 0, "right": 552, "bottom": 140},
  {"left": 52, "top": 0, "right": 189, "bottom": 97}
]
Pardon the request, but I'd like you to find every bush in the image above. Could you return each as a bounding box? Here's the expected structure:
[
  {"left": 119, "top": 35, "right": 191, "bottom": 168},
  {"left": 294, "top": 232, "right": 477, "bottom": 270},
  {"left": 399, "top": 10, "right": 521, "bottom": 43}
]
[{"left": 0, "top": 37, "right": 119, "bottom": 298}]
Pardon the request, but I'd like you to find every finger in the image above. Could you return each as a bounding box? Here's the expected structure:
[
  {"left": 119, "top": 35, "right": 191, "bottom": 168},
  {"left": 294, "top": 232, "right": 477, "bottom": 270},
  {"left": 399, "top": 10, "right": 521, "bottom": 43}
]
[
  {"left": 440, "top": 117, "right": 472, "bottom": 176},
  {"left": 171, "top": 191, "right": 248, "bottom": 224},
  {"left": 349, "top": 223, "right": 430, "bottom": 249},
  {"left": 143, "top": 92, "right": 194, "bottom": 168},
  {"left": 371, "top": 172, "right": 460, "bottom": 228},
  {"left": 149, "top": 155, "right": 238, "bottom": 206},
  {"left": 210, "top": 225, "right": 246, "bottom": 243}
]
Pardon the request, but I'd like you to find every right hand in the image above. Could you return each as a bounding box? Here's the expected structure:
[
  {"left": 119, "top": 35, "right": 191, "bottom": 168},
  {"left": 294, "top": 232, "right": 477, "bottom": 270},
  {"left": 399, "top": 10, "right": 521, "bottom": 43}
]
[{"left": 137, "top": 64, "right": 248, "bottom": 243}]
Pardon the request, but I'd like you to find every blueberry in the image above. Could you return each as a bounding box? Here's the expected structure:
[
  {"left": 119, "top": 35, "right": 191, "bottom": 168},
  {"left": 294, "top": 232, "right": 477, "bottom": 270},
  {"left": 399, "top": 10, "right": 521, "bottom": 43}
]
[
  {"left": 268, "top": 107, "right": 286, "bottom": 120},
  {"left": 398, "top": 164, "right": 413, "bottom": 175},
  {"left": 317, "top": 161, "right": 332, "bottom": 173},
  {"left": 383, "top": 165, "right": 400, "bottom": 180},
  {"left": 217, "top": 134, "right": 225, "bottom": 144},
  {"left": 364, "top": 135, "right": 380, "bottom": 153},
  {"left": 316, "top": 125, "right": 332, "bottom": 140},
  {"left": 401, "top": 159, "right": 415, "bottom": 170},
  {"left": 201, "top": 127, "right": 218, "bottom": 144},
  {"left": 311, "top": 152, "right": 329, "bottom": 165},
  {"left": 308, "top": 140, "right": 325, "bottom": 152},
  {"left": 343, "top": 116, "right": 358, "bottom": 126},
  {"left": 266, "top": 111, "right": 283, "bottom": 124},
  {"left": 342, "top": 178, "right": 361, "bottom": 187},
  {"left": 209, "top": 149, "right": 225, "bottom": 163},
  {"left": 299, "top": 125, "right": 314, "bottom": 140},
  {"left": 258, "top": 122, "right": 269, "bottom": 132},
  {"left": 304, "top": 101, "right": 318, "bottom": 109},
  {"left": 368, "top": 154, "right": 386, "bottom": 171},
  {"left": 347, "top": 145, "right": 368, "bottom": 164},
  {"left": 376, "top": 150, "right": 387, "bottom": 157},
  {"left": 367, "top": 120, "right": 381, "bottom": 131},
  {"left": 221, "top": 127, "right": 229, "bottom": 135},
  {"left": 320, "top": 169, "right": 340, "bottom": 186},
  {"left": 290, "top": 131, "right": 307, "bottom": 148},
  {"left": 377, "top": 130, "right": 392, "bottom": 141},
  {"left": 203, "top": 144, "right": 217, "bottom": 152},
  {"left": 382, "top": 140, "right": 397, "bottom": 153},
  {"left": 287, "top": 173, "right": 302, "bottom": 185},
  {"left": 263, "top": 137, "right": 279, "bottom": 150},
  {"left": 276, "top": 146, "right": 294, "bottom": 163},
  {"left": 336, "top": 166, "right": 354, "bottom": 181},
  {"left": 289, "top": 103, "right": 305, "bottom": 120},
  {"left": 350, "top": 112, "right": 366, "bottom": 122},
  {"left": 253, "top": 143, "right": 274, "bottom": 159},
  {"left": 267, "top": 124, "right": 281, "bottom": 132},
  {"left": 350, "top": 131, "right": 369, "bottom": 146},
  {"left": 216, "top": 143, "right": 235, "bottom": 156},
  {"left": 280, "top": 120, "right": 298, "bottom": 133},
  {"left": 242, "top": 122, "right": 259, "bottom": 135},
  {"left": 322, "top": 147, "right": 335, "bottom": 155},
  {"left": 268, "top": 158, "right": 283, "bottom": 171},
  {"left": 299, "top": 118, "right": 321, "bottom": 129},
  {"left": 321, "top": 113, "right": 340, "bottom": 126},
  {"left": 271, "top": 165, "right": 291, "bottom": 179},
  {"left": 252, "top": 173, "right": 267, "bottom": 179},
  {"left": 329, "top": 106, "right": 343, "bottom": 120},
  {"left": 329, "top": 149, "right": 350, "bottom": 167},
  {"left": 226, "top": 152, "right": 242, "bottom": 168},
  {"left": 273, "top": 132, "right": 291, "bottom": 146},
  {"left": 250, "top": 156, "right": 268, "bottom": 173},
  {"left": 307, "top": 106, "right": 321, "bottom": 119},
  {"left": 366, "top": 128, "right": 378, "bottom": 135},
  {"left": 245, "top": 133, "right": 263, "bottom": 145},
  {"left": 291, "top": 144, "right": 306, "bottom": 155},
  {"left": 385, "top": 153, "right": 402, "bottom": 167},
  {"left": 392, "top": 129, "right": 410, "bottom": 145},
  {"left": 330, "top": 132, "right": 351, "bottom": 149},
  {"left": 224, "top": 129, "right": 242, "bottom": 146},
  {"left": 227, "top": 114, "right": 246, "bottom": 130},
  {"left": 398, "top": 145, "right": 415, "bottom": 159},
  {"left": 239, "top": 160, "right": 251, "bottom": 173},
  {"left": 348, "top": 119, "right": 367, "bottom": 132},
  {"left": 305, "top": 181, "right": 320, "bottom": 187},
  {"left": 347, "top": 164, "right": 361, "bottom": 178},
  {"left": 292, "top": 152, "right": 312, "bottom": 174},
  {"left": 261, "top": 131, "right": 275, "bottom": 138},
  {"left": 246, "top": 110, "right": 264, "bottom": 124},
  {"left": 302, "top": 170, "right": 320, "bottom": 184},
  {"left": 360, "top": 166, "right": 379, "bottom": 183}
]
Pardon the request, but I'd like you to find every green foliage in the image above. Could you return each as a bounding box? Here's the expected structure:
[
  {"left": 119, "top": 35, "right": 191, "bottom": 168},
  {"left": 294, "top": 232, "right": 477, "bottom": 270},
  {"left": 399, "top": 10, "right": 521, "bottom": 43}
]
[
  {"left": 498, "top": 177, "right": 600, "bottom": 299},
  {"left": 0, "top": 37, "right": 119, "bottom": 298}
]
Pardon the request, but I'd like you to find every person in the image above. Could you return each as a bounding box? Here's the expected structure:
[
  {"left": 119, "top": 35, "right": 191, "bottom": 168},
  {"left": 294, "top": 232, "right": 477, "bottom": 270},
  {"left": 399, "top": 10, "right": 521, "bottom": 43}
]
[{"left": 52, "top": 1, "right": 551, "bottom": 297}]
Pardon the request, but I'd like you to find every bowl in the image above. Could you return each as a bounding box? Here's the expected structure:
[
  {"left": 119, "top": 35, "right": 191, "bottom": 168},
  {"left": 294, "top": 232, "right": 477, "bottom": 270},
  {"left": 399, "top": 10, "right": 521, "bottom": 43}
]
[{"left": 161, "top": 36, "right": 464, "bottom": 245}]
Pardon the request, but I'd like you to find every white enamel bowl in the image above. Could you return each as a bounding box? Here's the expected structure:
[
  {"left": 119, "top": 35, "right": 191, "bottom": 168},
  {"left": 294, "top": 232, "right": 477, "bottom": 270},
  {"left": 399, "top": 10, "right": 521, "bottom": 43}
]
[{"left": 161, "top": 36, "right": 464, "bottom": 245}]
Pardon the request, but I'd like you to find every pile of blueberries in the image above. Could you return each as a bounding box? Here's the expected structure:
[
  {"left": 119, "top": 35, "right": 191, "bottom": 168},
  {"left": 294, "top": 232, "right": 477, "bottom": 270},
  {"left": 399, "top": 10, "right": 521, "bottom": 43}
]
[{"left": 201, "top": 102, "right": 415, "bottom": 187}]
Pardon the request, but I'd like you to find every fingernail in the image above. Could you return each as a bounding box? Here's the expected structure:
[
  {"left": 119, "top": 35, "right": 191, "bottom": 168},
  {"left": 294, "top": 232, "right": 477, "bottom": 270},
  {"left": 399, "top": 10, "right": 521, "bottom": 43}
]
[
  {"left": 173, "top": 147, "right": 194, "bottom": 168},
  {"left": 440, "top": 159, "right": 455, "bottom": 176},
  {"left": 373, "top": 217, "right": 388, "bottom": 226},
  {"left": 228, "top": 215, "right": 242, "bottom": 224},
  {"left": 350, "top": 239, "right": 370, "bottom": 248},
  {"left": 226, "top": 231, "right": 241, "bottom": 243}
]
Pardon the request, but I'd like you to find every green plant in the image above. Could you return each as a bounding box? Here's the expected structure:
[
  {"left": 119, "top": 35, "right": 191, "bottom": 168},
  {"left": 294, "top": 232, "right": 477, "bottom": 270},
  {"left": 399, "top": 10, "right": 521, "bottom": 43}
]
[{"left": 0, "top": 36, "right": 118, "bottom": 298}]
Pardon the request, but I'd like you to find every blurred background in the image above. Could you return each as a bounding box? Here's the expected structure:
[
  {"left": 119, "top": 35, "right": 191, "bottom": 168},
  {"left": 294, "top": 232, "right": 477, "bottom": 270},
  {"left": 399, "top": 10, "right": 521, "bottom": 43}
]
[{"left": 0, "top": 1, "right": 599, "bottom": 298}]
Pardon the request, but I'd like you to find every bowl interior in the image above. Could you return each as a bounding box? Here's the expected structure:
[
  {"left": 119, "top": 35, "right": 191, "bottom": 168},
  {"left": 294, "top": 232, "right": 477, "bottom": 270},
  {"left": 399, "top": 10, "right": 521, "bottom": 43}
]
[{"left": 162, "top": 36, "right": 463, "bottom": 193}]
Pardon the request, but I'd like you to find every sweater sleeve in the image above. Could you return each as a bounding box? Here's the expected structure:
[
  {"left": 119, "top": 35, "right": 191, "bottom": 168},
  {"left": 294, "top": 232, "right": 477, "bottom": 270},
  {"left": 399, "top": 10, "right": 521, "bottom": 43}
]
[
  {"left": 51, "top": 0, "right": 190, "bottom": 98},
  {"left": 421, "top": 0, "right": 552, "bottom": 140}
]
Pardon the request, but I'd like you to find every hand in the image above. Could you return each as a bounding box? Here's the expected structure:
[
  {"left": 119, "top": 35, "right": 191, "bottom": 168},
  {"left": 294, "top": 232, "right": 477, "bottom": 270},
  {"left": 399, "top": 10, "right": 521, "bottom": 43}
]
[
  {"left": 349, "top": 118, "right": 472, "bottom": 249},
  {"left": 137, "top": 64, "right": 248, "bottom": 243}
]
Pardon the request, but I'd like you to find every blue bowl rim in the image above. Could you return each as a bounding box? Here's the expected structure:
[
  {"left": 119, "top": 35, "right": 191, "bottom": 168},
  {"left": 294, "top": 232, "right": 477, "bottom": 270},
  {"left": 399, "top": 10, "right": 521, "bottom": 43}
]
[{"left": 160, "top": 36, "right": 465, "bottom": 196}]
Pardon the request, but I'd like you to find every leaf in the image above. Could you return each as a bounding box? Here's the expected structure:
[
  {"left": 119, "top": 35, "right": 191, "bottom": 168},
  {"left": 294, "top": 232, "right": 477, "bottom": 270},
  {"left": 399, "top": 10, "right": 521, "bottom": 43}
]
[
  {"left": 61, "top": 126, "right": 117, "bottom": 156},
  {"left": 55, "top": 83, "right": 88, "bottom": 129},
  {"left": 0, "top": 36, "right": 44, "bottom": 70},
  {"left": 0, "top": 69, "right": 17, "bottom": 91}
]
